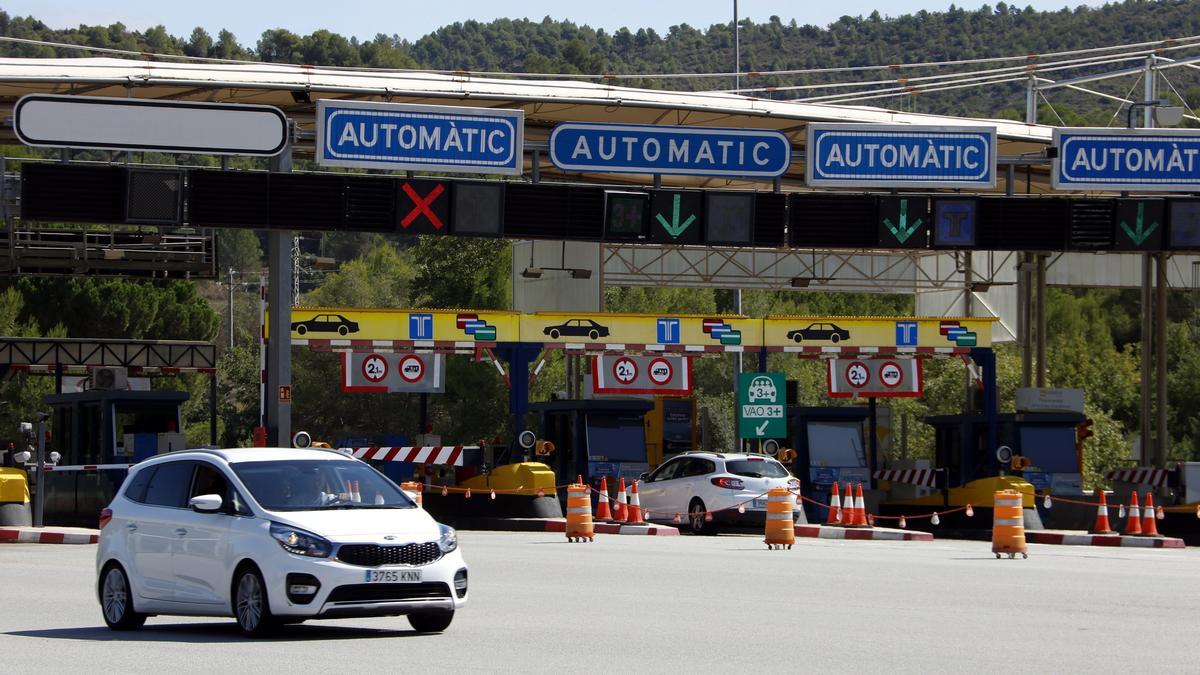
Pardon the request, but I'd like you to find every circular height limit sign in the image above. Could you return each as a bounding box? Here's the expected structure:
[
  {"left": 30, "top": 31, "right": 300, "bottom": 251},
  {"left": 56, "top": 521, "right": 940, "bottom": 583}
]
[
  {"left": 647, "top": 358, "right": 674, "bottom": 385},
  {"left": 398, "top": 354, "right": 425, "bottom": 383},
  {"left": 879, "top": 361, "right": 904, "bottom": 388},
  {"left": 612, "top": 356, "right": 639, "bottom": 385},
  {"left": 361, "top": 354, "right": 388, "bottom": 383},
  {"left": 845, "top": 361, "right": 870, "bottom": 389}
]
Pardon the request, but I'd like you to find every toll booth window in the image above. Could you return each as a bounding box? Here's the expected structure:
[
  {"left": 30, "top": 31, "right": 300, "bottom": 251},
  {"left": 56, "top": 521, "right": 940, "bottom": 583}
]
[
  {"left": 662, "top": 400, "right": 692, "bottom": 443},
  {"left": 806, "top": 421, "right": 867, "bottom": 468},
  {"left": 1019, "top": 426, "right": 1079, "bottom": 473},
  {"left": 142, "top": 461, "right": 195, "bottom": 508},
  {"left": 585, "top": 414, "right": 647, "bottom": 462}
]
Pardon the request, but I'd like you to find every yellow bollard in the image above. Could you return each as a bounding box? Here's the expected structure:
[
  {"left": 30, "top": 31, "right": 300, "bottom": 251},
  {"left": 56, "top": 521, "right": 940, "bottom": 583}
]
[
  {"left": 992, "top": 489, "right": 1027, "bottom": 559},
  {"left": 566, "top": 483, "right": 595, "bottom": 542},
  {"left": 399, "top": 481, "right": 423, "bottom": 507},
  {"left": 764, "top": 487, "right": 795, "bottom": 550}
]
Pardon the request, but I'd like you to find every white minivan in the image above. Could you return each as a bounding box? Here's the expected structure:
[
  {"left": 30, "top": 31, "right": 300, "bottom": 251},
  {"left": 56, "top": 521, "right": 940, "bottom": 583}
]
[{"left": 96, "top": 447, "right": 467, "bottom": 636}]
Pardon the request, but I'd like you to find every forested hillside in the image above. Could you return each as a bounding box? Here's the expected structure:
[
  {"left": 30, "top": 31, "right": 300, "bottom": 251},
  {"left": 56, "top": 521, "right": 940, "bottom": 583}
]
[{"left": 1, "top": 3, "right": 1199, "bottom": 480}]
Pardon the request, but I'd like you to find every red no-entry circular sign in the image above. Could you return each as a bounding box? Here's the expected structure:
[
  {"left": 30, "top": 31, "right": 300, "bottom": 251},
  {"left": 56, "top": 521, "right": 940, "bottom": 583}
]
[
  {"left": 398, "top": 354, "right": 425, "bottom": 383},
  {"left": 361, "top": 354, "right": 388, "bottom": 383},
  {"left": 612, "top": 356, "right": 638, "bottom": 385},
  {"left": 845, "top": 361, "right": 870, "bottom": 389},
  {"left": 647, "top": 358, "right": 673, "bottom": 386},
  {"left": 880, "top": 361, "right": 904, "bottom": 388}
]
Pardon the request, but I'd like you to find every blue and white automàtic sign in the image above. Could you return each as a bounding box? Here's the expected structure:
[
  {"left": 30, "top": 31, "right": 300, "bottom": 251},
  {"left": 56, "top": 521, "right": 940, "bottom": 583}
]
[
  {"left": 1052, "top": 128, "right": 1200, "bottom": 192},
  {"left": 806, "top": 123, "right": 997, "bottom": 189},
  {"left": 549, "top": 122, "right": 790, "bottom": 178},
  {"left": 316, "top": 100, "right": 524, "bottom": 175}
]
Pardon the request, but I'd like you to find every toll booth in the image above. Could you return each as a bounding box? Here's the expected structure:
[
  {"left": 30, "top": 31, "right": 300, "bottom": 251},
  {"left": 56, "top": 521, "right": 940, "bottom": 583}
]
[
  {"left": 530, "top": 399, "right": 654, "bottom": 487},
  {"left": 925, "top": 412, "right": 1085, "bottom": 496},
  {"left": 787, "top": 406, "right": 872, "bottom": 520},
  {"left": 43, "top": 389, "right": 188, "bottom": 526},
  {"left": 643, "top": 396, "right": 697, "bottom": 468}
]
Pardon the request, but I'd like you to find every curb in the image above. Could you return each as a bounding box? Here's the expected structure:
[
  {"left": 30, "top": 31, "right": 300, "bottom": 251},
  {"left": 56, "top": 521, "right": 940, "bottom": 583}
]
[
  {"left": 795, "top": 524, "right": 934, "bottom": 542},
  {"left": 546, "top": 519, "right": 681, "bottom": 536},
  {"left": 0, "top": 527, "right": 99, "bottom": 545},
  {"left": 455, "top": 517, "right": 680, "bottom": 536},
  {"left": 1026, "top": 530, "right": 1186, "bottom": 548}
]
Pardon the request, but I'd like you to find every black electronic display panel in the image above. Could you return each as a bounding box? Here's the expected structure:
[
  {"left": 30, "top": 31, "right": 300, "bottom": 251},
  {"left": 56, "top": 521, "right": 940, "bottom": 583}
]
[
  {"left": 451, "top": 182, "right": 504, "bottom": 237},
  {"left": 704, "top": 192, "right": 755, "bottom": 246},
  {"left": 1112, "top": 199, "right": 1165, "bottom": 251},
  {"left": 878, "top": 196, "right": 929, "bottom": 249},
  {"left": 650, "top": 190, "right": 703, "bottom": 245},
  {"left": 1168, "top": 199, "right": 1200, "bottom": 251},
  {"left": 604, "top": 191, "right": 649, "bottom": 240}
]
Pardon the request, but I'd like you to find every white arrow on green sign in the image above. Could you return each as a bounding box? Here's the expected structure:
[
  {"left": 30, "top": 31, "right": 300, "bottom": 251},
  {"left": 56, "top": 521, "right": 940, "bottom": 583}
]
[{"left": 738, "top": 372, "right": 786, "bottom": 439}]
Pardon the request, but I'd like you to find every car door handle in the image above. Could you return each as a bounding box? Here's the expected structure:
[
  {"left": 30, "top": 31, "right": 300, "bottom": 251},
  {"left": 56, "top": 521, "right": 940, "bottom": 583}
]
[
  {"left": 175, "top": 528, "right": 188, "bottom": 536},
  {"left": 126, "top": 523, "right": 138, "bottom": 532}
]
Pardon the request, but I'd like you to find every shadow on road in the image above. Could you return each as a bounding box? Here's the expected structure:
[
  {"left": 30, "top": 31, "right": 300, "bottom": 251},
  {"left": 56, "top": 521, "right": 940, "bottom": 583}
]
[{"left": 7, "top": 622, "right": 425, "bottom": 643}]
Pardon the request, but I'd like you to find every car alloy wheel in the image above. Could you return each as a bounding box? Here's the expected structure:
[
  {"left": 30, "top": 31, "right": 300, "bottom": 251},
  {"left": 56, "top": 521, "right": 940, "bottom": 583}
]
[
  {"left": 689, "top": 500, "right": 707, "bottom": 535},
  {"left": 235, "top": 568, "right": 276, "bottom": 636},
  {"left": 408, "top": 610, "right": 455, "bottom": 633},
  {"left": 100, "top": 564, "right": 145, "bottom": 630}
]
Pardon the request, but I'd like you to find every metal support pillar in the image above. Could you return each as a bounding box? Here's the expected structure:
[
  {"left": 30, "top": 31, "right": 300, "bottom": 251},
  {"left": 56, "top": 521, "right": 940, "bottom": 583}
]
[
  {"left": 54, "top": 363, "right": 64, "bottom": 395},
  {"left": 1025, "top": 75, "right": 1038, "bottom": 124},
  {"left": 531, "top": 149, "right": 540, "bottom": 183},
  {"left": 265, "top": 133, "right": 293, "bottom": 447},
  {"left": 963, "top": 251, "right": 975, "bottom": 412},
  {"left": 972, "top": 348, "right": 999, "bottom": 466},
  {"left": 1035, "top": 254, "right": 1047, "bottom": 387},
  {"left": 33, "top": 417, "right": 46, "bottom": 528},
  {"left": 1019, "top": 252, "right": 1033, "bottom": 388},
  {"left": 1155, "top": 252, "right": 1169, "bottom": 467},
  {"left": 867, "top": 397, "right": 878, "bottom": 488},
  {"left": 499, "top": 343, "right": 539, "bottom": 439},
  {"left": 733, "top": 288, "right": 743, "bottom": 416},
  {"left": 1140, "top": 255, "right": 1153, "bottom": 463}
]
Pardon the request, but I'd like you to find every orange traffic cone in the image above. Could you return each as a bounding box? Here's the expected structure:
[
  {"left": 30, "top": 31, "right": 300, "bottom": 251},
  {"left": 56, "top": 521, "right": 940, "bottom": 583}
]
[
  {"left": 1091, "top": 489, "right": 1114, "bottom": 534},
  {"left": 840, "top": 482, "right": 853, "bottom": 524},
  {"left": 614, "top": 477, "right": 628, "bottom": 522},
  {"left": 1141, "top": 492, "right": 1160, "bottom": 536},
  {"left": 595, "top": 476, "right": 614, "bottom": 522},
  {"left": 1124, "top": 492, "right": 1143, "bottom": 535},
  {"left": 627, "top": 481, "right": 645, "bottom": 525},
  {"left": 826, "top": 483, "right": 842, "bottom": 525},
  {"left": 853, "top": 483, "right": 869, "bottom": 527}
]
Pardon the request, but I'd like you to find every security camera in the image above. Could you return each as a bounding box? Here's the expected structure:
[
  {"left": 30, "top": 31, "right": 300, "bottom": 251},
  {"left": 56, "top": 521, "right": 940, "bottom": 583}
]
[
  {"left": 18, "top": 422, "right": 32, "bottom": 436},
  {"left": 13, "top": 451, "right": 31, "bottom": 464},
  {"left": 49, "top": 451, "right": 61, "bottom": 464},
  {"left": 292, "top": 431, "right": 313, "bottom": 449}
]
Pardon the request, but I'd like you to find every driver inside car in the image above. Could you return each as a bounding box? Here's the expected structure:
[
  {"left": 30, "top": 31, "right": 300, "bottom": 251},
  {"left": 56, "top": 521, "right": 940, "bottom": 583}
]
[{"left": 284, "top": 468, "right": 330, "bottom": 507}]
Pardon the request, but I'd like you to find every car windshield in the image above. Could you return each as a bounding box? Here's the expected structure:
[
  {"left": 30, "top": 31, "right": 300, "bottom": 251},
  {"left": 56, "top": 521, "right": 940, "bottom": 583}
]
[
  {"left": 231, "top": 459, "right": 416, "bottom": 511},
  {"left": 725, "top": 459, "right": 790, "bottom": 478}
]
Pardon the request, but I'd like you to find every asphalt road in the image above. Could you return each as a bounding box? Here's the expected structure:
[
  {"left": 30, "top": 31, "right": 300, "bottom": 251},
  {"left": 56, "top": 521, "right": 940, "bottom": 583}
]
[{"left": 1, "top": 532, "right": 1197, "bottom": 672}]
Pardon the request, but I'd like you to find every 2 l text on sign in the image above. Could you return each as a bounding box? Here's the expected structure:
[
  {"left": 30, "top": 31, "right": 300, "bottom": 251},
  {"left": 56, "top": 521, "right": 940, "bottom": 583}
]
[
  {"left": 806, "top": 123, "right": 997, "bottom": 189},
  {"left": 549, "top": 122, "right": 790, "bottom": 178},
  {"left": 1052, "top": 128, "right": 1200, "bottom": 191},
  {"left": 316, "top": 100, "right": 524, "bottom": 175}
]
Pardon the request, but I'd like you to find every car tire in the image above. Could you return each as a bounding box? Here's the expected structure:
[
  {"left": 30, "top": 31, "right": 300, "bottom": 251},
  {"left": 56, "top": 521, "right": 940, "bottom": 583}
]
[
  {"left": 589, "top": 330, "right": 599, "bottom": 341},
  {"left": 99, "top": 563, "right": 146, "bottom": 631},
  {"left": 550, "top": 329, "right": 561, "bottom": 339},
  {"left": 831, "top": 334, "right": 841, "bottom": 343},
  {"left": 296, "top": 325, "right": 307, "bottom": 336},
  {"left": 792, "top": 334, "right": 803, "bottom": 343},
  {"left": 338, "top": 325, "right": 349, "bottom": 336},
  {"left": 688, "top": 498, "right": 716, "bottom": 535},
  {"left": 233, "top": 564, "right": 278, "bottom": 638},
  {"left": 408, "top": 610, "right": 454, "bottom": 633}
]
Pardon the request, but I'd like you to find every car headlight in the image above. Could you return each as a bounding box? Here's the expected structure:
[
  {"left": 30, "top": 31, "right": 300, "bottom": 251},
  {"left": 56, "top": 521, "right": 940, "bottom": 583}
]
[
  {"left": 270, "top": 522, "right": 332, "bottom": 558},
  {"left": 437, "top": 524, "right": 458, "bottom": 553}
]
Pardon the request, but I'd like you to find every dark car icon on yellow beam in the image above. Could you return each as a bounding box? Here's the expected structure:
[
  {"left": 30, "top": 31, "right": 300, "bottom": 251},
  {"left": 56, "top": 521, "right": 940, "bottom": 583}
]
[
  {"left": 786, "top": 322, "right": 850, "bottom": 343},
  {"left": 543, "top": 319, "right": 610, "bottom": 341},
  {"left": 291, "top": 313, "right": 360, "bottom": 336}
]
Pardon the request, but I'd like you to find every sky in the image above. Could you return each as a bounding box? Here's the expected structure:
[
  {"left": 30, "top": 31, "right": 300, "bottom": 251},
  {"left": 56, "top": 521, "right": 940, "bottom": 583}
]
[{"left": 4, "top": 1, "right": 1115, "bottom": 44}]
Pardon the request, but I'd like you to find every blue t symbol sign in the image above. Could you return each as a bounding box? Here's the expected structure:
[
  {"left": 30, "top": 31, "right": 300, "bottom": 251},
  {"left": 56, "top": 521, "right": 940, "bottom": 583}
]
[
  {"left": 657, "top": 318, "right": 680, "bottom": 344},
  {"left": 409, "top": 313, "right": 433, "bottom": 340},
  {"left": 895, "top": 321, "right": 918, "bottom": 346}
]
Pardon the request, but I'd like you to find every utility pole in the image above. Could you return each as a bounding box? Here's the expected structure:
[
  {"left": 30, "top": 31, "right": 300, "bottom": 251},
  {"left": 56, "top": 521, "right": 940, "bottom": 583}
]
[
  {"left": 227, "top": 267, "right": 235, "bottom": 350},
  {"left": 733, "top": 0, "right": 740, "bottom": 93}
]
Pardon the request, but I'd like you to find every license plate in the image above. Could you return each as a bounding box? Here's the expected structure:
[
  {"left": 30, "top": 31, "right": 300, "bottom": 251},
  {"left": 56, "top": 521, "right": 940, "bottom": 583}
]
[
  {"left": 364, "top": 569, "right": 422, "bottom": 583},
  {"left": 750, "top": 499, "right": 768, "bottom": 510}
]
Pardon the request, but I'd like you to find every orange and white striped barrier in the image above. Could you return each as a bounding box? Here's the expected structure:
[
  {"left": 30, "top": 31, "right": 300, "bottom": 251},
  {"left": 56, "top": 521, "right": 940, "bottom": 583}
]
[
  {"left": 565, "top": 483, "right": 594, "bottom": 542},
  {"left": 626, "top": 481, "right": 645, "bottom": 525},
  {"left": 764, "top": 487, "right": 795, "bottom": 550},
  {"left": 399, "top": 481, "right": 423, "bottom": 507},
  {"left": 992, "top": 489, "right": 1028, "bottom": 559},
  {"left": 595, "top": 476, "right": 613, "bottom": 522},
  {"left": 1124, "top": 491, "right": 1143, "bottom": 535},
  {"left": 825, "top": 483, "right": 842, "bottom": 525}
]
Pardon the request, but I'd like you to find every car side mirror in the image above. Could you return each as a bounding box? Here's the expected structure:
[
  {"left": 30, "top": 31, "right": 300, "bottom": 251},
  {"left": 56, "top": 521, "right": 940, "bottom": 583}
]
[
  {"left": 639, "top": 472, "right": 649, "bottom": 482},
  {"left": 189, "top": 494, "right": 223, "bottom": 513}
]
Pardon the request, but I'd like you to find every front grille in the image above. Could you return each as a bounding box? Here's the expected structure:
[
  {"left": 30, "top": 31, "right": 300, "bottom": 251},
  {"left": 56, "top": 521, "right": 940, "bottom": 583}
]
[
  {"left": 336, "top": 542, "right": 443, "bottom": 567},
  {"left": 326, "top": 582, "right": 451, "bottom": 603}
]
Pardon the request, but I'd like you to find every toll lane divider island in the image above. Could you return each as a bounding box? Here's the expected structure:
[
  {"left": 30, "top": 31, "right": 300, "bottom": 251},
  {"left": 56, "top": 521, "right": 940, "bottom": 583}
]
[{"left": 271, "top": 309, "right": 995, "bottom": 353}]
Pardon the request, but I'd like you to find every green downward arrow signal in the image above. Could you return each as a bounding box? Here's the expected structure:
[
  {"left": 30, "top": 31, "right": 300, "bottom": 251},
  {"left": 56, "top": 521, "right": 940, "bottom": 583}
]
[
  {"left": 1120, "top": 203, "right": 1160, "bottom": 246},
  {"left": 883, "top": 199, "right": 923, "bottom": 244},
  {"left": 655, "top": 194, "right": 696, "bottom": 238}
]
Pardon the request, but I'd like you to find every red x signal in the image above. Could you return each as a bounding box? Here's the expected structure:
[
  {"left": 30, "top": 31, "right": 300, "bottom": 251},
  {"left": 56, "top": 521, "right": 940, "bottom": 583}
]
[{"left": 401, "top": 182, "right": 445, "bottom": 230}]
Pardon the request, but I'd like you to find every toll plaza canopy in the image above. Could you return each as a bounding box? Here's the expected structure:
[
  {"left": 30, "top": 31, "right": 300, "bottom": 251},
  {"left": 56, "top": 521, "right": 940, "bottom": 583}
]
[{"left": 0, "top": 57, "right": 1054, "bottom": 191}]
